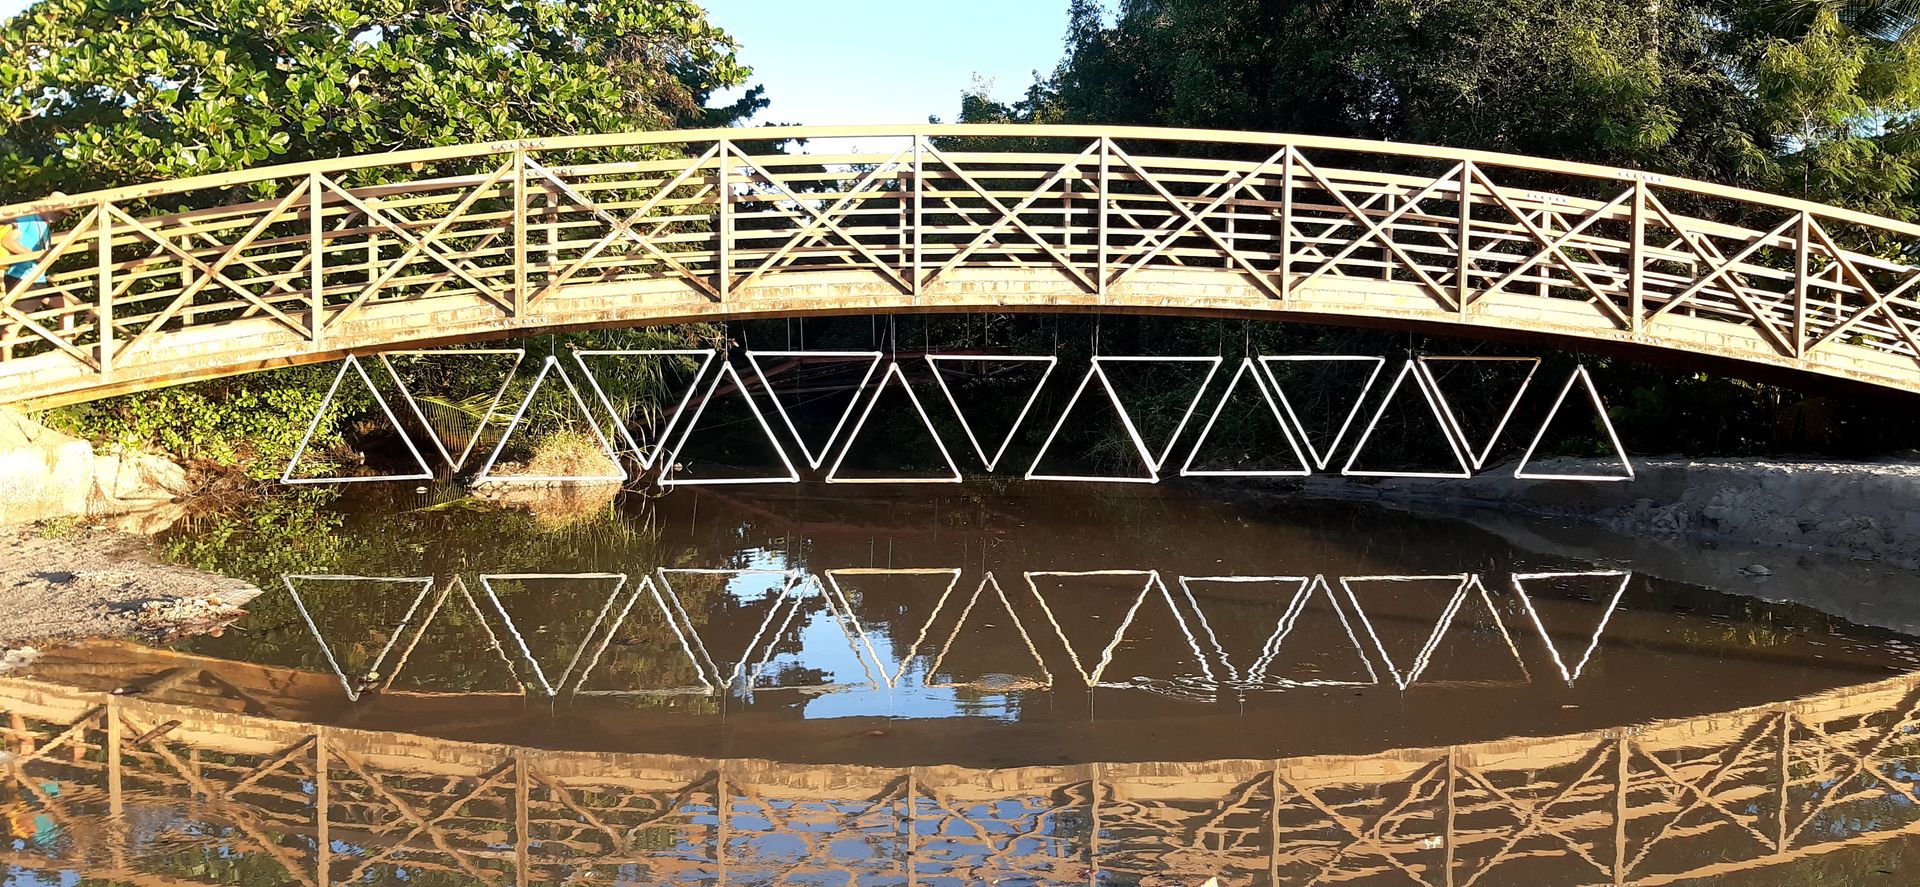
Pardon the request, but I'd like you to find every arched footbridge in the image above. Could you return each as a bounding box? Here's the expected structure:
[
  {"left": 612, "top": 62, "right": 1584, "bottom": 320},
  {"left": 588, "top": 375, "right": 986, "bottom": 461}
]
[{"left": 6, "top": 124, "right": 1920, "bottom": 409}]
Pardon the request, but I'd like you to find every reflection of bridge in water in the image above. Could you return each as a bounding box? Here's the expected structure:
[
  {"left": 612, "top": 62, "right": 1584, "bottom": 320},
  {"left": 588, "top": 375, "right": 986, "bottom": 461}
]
[
  {"left": 5, "top": 665, "right": 1920, "bottom": 885},
  {"left": 276, "top": 569, "right": 1630, "bottom": 701}
]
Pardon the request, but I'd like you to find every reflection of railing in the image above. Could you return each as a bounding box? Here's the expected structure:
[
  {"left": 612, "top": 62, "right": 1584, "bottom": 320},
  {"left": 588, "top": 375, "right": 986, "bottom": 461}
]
[
  {"left": 279, "top": 569, "right": 1631, "bottom": 700},
  {"left": 12, "top": 124, "right": 1920, "bottom": 409},
  {"left": 5, "top": 666, "right": 1920, "bottom": 885}
]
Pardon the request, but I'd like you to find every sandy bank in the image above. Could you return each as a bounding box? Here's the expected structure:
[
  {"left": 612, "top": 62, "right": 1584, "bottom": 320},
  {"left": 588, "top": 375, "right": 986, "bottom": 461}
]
[{"left": 0, "top": 525, "right": 259, "bottom": 654}]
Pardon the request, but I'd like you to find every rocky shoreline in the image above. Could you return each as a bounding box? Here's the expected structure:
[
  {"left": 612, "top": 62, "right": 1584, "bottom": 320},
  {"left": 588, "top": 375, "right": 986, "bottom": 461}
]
[{"left": 0, "top": 525, "right": 259, "bottom": 666}]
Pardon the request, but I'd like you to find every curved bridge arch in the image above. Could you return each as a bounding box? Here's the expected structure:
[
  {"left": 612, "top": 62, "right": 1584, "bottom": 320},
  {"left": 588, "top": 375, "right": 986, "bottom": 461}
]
[{"left": 7, "top": 123, "right": 1920, "bottom": 408}]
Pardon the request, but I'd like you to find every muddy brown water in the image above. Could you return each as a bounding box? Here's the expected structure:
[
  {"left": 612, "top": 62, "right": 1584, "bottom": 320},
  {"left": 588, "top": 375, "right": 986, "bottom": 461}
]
[{"left": 7, "top": 485, "right": 1920, "bottom": 885}]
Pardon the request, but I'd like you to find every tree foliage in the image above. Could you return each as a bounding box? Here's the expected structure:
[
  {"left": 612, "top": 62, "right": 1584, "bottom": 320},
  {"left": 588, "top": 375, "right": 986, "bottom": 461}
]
[
  {"left": 0, "top": 0, "right": 764, "bottom": 197},
  {"left": 963, "top": 0, "right": 1920, "bottom": 216}
]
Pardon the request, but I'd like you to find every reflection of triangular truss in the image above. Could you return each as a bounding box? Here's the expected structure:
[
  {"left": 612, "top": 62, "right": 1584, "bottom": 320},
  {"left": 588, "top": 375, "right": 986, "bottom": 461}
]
[
  {"left": 659, "top": 361, "right": 801, "bottom": 486},
  {"left": 925, "top": 354, "right": 1058, "bottom": 471},
  {"left": 1338, "top": 574, "right": 1479, "bottom": 690},
  {"left": 1513, "top": 571, "right": 1630, "bottom": 685},
  {"left": 379, "top": 348, "right": 524, "bottom": 471},
  {"left": 282, "top": 355, "right": 434, "bottom": 485},
  {"left": 1026, "top": 363, "right": 1162, "bottom": 483},
  {"left": 379, "top": 575, "right": 523, "bottom": 694},
  {"left": 1416, "top": 355, "right": 1539, "bottom": 471},
  {"left": 1179, "top": 357, "right": 1311, "bottom": 477},
  {"left": 826, "top": 567, "right": 963, "bottom": 687},
  {"left": 283, "top": 574, "right": 435, "bottom": 702},
  {"left": 1024, "top": 569, "right": 1162, "bottom": 685},
  {"left": 1341, "top": 361, "right": 1474, "bottom": 479},
  {"left": 1177, "top": 575, "right": 1378, "bottom": 687},
  {"left": 769, "top": 573, "right": 882, "bottom": 693},
  {"left": 571, "top": 575, "right": 716, "bottom": 696},
  {"left": 826, "top": 362, "right": 963, "bottom": 484},
  {"left": 747, "top": 350, "right": 882, "bottom": 469},
  {"left": 1259, "top": 355, "right": 1385, "bottom": 471},
  {"left": 479, "top": 573, "right": 630, "bottom": 697},
  {"left": 475, "top": 354, "right": 627, "bottom": 484},
  {"left": 924, "top": 573, "right": 1053, "bottom": 690},
  {"left": 574, "top": 349, "right": 716, "bottom": 470},
  {"left": 1516, "top": 364, "right": 1634, "bottom": 481},
  {"left": 653, "top": 568, "right": 804, "bottom": 689}
]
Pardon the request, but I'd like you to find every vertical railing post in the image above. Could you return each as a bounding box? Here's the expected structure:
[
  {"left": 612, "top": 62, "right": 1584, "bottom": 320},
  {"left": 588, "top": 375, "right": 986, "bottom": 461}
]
[
  {"left": 1613, "top": 732, "right": 1629, "bottom": 885},
  {"left": 1380, "top": 191, "right": 1395, "bottom": 282},
  {"left": 1444, "top": 747, "right": 1457, "bottom": 887},
  {"left": 106, "top": 694, "right": 122, "bottom": 820},
  {"left": 315, "top": 727, "right": 330, "bottom": 886},
  {"left": 1629, "top": 180, "right": 1646, "bottom": 335},
  {"left": 1089, "top": 762, "right": 1102, "bottom": 885},
  {"left": 717, "top": 141, "right": 731, "bottom": 302},
  {"left": 96, "top": 200, "right": 112, "bottom": 379},
  {"left": 513, "top": 148, "right": 528, "bottom": 318},
  {"left": 1793, "top": 212, "right": 1810, "bottom": 358},
  {"left": 515, "top": 754, "right": 530, "bottom": 887},
  {"left": 1457, "top": 162, "right": 1473, "bottom": 317},
  {"left": 906, "top": 767, "right": 919, "bottom": 887},
  {"left": 912, "top": 135, "right": 924, "bottom": 301},
  {"left": 1269, "top": 766, "right": 1281, "bottom": 885},
  {"left": 1776, "top": 711, "right": 1791, "bottom": 853},
  {"left": 309, "top": 173, "right": 325, "bottom": 347},
  {"left": 1280, "top": 147, "right": 1294, "bottom": 301},
  {"left": 717, "top": 762, "right": 729, "bottom": 883},
  {"left": 1097, "top": 138, "right": 1110, "bottom": 302}
]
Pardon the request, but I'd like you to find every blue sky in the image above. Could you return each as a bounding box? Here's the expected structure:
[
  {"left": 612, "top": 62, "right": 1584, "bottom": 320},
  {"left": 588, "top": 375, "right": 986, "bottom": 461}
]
[
  {"left": 0, "top": 1, "right": 1075, "bottom": 127},
  {"left": 701, "top": 2, "right": 1073, "bottom": 127}
]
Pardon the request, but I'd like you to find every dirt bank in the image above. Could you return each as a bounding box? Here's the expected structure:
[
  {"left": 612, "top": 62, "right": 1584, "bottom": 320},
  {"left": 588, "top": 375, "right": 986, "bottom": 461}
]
[
  {"left": 0, "top": 525, "right": 259, "bottom": 659},
  {"left": 1284, "top": 457, "right": 1920, "bottom": 569}
]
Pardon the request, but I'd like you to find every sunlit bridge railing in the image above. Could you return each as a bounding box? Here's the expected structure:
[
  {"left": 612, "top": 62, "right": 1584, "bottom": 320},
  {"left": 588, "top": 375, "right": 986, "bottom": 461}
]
[
  {"left": 6, "top": 651, "right": 1920, "bottom": 885},
  {"left": 8, "top": 124, "right": 1920, "bottom": 409}
]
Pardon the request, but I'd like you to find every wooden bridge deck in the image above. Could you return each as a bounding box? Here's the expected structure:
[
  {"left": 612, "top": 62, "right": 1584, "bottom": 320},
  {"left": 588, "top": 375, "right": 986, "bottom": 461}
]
[{"left": 7, "top": 124, "right": 1920, "bottom": 407}]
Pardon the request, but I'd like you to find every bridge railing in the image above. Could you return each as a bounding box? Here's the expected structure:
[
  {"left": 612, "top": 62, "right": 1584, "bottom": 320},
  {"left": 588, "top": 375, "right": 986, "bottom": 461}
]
[
  {"left": 6, "top": 124, "right": 1920, "bottom": 398},
  {"left": 6, "top": 665, "right": 1920, "bottom": 885}
]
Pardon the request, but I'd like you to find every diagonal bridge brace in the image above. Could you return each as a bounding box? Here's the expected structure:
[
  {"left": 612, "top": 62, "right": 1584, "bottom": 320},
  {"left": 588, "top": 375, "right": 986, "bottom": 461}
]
[
  {"left": 918, "top": 140, "right": 1100, "bottom": 293},
  {"left": 524, "top": 148, "right": 724, "bottom": 304},
  {"left": 1289, "top": 152, "right": 1464, "bottom": 310},
  {"left": 1104, "top": 140, "right": 1289, "bottom": 300}
]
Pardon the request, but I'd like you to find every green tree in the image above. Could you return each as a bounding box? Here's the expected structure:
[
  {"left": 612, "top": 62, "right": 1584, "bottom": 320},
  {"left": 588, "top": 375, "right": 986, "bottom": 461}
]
[
  {"left": 2, "top": 0, "right": 764, "bottom": 475},
  {"left": 0, "top": 0, "right": 765, "bottom": 197},
  {"left": 968, "top": 0, "right": 1920, "bottom": 215}
]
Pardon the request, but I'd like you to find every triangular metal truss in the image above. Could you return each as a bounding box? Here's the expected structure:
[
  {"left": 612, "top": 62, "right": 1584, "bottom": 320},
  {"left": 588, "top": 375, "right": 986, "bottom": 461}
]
[
  {"left": 1512, "top": 571, "right": 1631, "bottom": 685},
  {"left": 1341, "top": 360, "right": 1474, "bottom": 479},
  {"left": 747, "top": 349, "right": 882, "bottom": 470},
  {"left": 825, "top": 362, "right": 964, "bottom": 484},
  {"left": 1179, "top": 356, "right": 1311, "bottom": 477},
  {"left": 281, "top": 354, "right": 434, "bottom": 485},
  {"left": 574, "top": 348, "right": 716, "bottom": 470},
  {"left": 1515, "top": 364, "right": 1634, "bottom": 481},
  {"left": 380, "top": 348, "right": 525, "bottom": 472},
  {"left": 474, "top": 354, "right": 627, "bottom": 484},
  {"left": 658, "top": 360, "right": 802, "bottom": 486},
  {"left": 925, "top": 354, "right": 1058, "bottom": 471},
  {"left": 278, "top": 347, "right": 1631, "bottom": 485}
]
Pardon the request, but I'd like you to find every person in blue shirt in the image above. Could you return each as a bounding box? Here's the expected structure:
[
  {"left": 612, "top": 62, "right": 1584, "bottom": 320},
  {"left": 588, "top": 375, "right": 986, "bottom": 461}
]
[{"left": 1, "top": 193, "right": 70, "bottom": 335}]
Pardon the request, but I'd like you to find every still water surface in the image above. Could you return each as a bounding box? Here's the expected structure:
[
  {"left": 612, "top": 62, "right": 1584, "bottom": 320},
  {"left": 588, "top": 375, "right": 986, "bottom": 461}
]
[{"left": 7, "top": 486, "right": 1920, "bottom": 885}]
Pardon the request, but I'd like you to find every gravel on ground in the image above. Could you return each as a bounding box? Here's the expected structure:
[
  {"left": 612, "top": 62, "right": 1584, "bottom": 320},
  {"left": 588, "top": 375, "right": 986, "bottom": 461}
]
[{"left": 0, "top": 523, "right": 258, "bottom": 660}]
